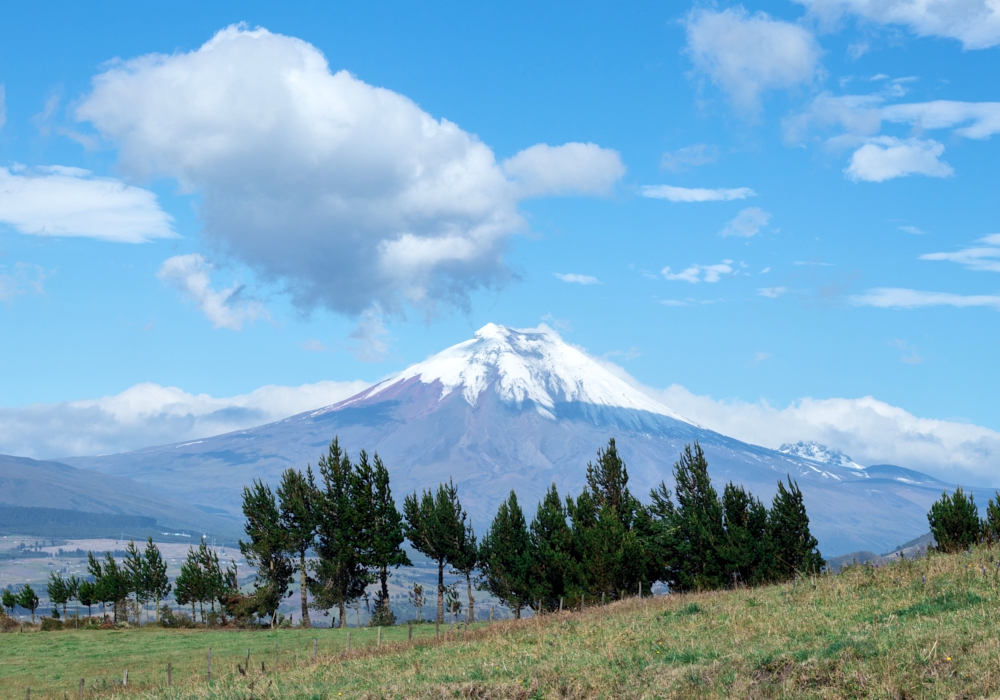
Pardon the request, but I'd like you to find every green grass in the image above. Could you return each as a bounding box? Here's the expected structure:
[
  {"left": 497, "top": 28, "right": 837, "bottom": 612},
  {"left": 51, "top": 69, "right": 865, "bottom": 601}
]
[{"left": 5, "top": 548, "right": 1000, "bottom": 699}]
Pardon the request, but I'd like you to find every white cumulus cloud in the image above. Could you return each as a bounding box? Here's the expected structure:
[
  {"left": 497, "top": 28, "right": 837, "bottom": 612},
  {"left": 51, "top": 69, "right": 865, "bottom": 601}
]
[
  {"left": 720, "top": 207, "right": 771, "bottom": 237},
  {"left": 0, "top": 165, "right": 173, "bottom": 243},
  {"left": 845, "top": 137, "right": 953, "bottom": 182},
  {"left": 640, "top": 185, "right": 756, "bottom": 202},
  {"left": 850, "top": 287, "right": 1000, "bottom": 309},
  {"left": 685, "top": 6, "right": 822, "bottom": 114},
  {"left": 796, "top": 0, "right": 1000, "bottom": 49},
  {"left": 502, "top": 142, "right": 625, "bottom": 198},
  {"left": 0, "top": 380, "right": 371, "bottom": 459},
  {"left": 554, "top": 273, "right": 601, "bottom": 285},
  {"left": 662, "top": 260, "right": 734, "bottom": 283},
  {"left": 157, "top": 254, "right": 269, "bottom": 330},
  {"left": 75, "top": 25, "right": 622, "bottom": 318}
]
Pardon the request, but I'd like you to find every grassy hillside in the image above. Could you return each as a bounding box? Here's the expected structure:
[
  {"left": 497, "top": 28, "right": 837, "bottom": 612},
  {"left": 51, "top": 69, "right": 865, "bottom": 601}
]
[{"left": 5, "top": 546, "right": 1000, "bottom": 699}]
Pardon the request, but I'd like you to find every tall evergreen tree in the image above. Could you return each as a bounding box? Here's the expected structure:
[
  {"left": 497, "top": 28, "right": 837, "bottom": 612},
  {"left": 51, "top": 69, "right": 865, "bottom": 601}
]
[
  {"left": 720, "top": 483, "right": 769, "bottom": 586},
  {"left": 661, "top": 442, "right": 727, "bottom": 592},
  {"left": 767, "top": 478, "right": 825, "bottom": 578},
  {"left": 17, "top": 584, "right": 39, "bottom": 623},
  {"left": 529, "top": 485, "right": 578, "bottom": 609},
  {"left": 77, "top": 580, "right": 95, "bottom": 619},
  {"left": 357, "top": 451, "right": 411, "bottom": 626},
  {"left": 174, "top": 548, "right": 201, "bottom": 620},
  {"left": 2, "top": 588, "right": 16, "bottom": 617},
  {"left": 450, "top": 521, "right": 478, "bottom": 624},
  {"left": 240, "top": 479, "right": 294, "bottom": 627},
  {"left": 311, "top": 439, "right": 369, "bottom": 627},
  {"left": 66, "top": 575, "right": 81, "bottom": 621},
  {"left": 928, "top": 486, "right": 982, "bottom": 553},
  {"left": 123, "top": 539, "right": 145, "bottom": 623},
  {"left": 277, "top": 466, "right": 317, "bottom": 627},
  {"left": 478, "top": 491, "right": 532, "bottom": 618},
  {"left": 197, "top": 540, "right": 226, "bottom": 616},
  {"left": 99, "top": 551, "right": 130, "bottom": 622},
  {"left": 143, "top": 538, "right": 171, "bottom": 622},
  {"left": 404, "top": 478, "right": 468, "bottom": 625},
  {"left": 984, "top": 492, "right": 1000, "bottom": 543},
  {"left": 47, "top": 572, "right": 69, "bottom": 619}
]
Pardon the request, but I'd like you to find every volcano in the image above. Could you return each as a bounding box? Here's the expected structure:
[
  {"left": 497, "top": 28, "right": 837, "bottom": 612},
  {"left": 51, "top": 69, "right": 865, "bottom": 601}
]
[{"left": 65, "top": 323, "right": 952, "bottom": 555}]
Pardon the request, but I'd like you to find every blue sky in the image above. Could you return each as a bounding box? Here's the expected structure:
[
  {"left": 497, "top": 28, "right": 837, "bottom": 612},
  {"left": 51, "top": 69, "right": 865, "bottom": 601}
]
[{"left": 2, "top": 1, "right": 1000, "bottom": 481}]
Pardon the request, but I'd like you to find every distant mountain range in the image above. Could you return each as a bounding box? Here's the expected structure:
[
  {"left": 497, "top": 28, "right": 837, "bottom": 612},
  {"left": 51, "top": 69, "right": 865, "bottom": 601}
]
[
  {"left": 0, "top": 453, "right": 240, "bottom": 538},
  {"left": 57, "top": 324, "right": 992, "bottom": 556}
]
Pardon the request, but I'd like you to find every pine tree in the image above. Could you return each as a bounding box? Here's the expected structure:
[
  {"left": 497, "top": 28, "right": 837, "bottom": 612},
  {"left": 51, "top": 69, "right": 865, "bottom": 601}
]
[
  {"left": 123, "top": 539, "right": 145, "bottom": 624},
  {"left": 767, "top": 478, "right": 825, "bottom": 579},
  {"left": 357, "top": 451, "right": 411, "bottom": 626},
  {"left": 77, "top": 580, "right": 95, "bottom": 619},
  {"left": 984, "top": 492, "right": 1000, "bottom": 543},
  {"left": 450, "top": 521, "right": 478, "bottom": 624},
  {"left": 47, "top": 572, "right": 69, "bottom": 619},
  {"left": 240, "top": 478, "right": 294, "bottom": 627},
  {"left": 663, "top": 442, "right": 728, "bottom": 592},
  {"left": 311, "top": 439, "right": 370, "bottom": 627},
  {"left": 404, "top": 478, "right": 468, "bottom": 625},
  {"left": 928, "top": 486, "right": 982, "bottom": 553},
  {"left": 278, "top": 466, "right": 317, "bottom": 628},
  {"left": 197, "top": 539, "right": 226, "bottom": 618},
  {"left": 174, "top": 548, "right": 201, "bottom": 621},
  {"left": 720, "top": 483, "right": 769, "bottom": 586},
  {"left": 2, "top": 588, "right": 16, "bottom": 617},
  {"left": 143, "top": 538, "right": 171, "bottom": 622},
  {"left": 478, "top": 491, "right": 532, "bottom": 618},
  {"left": 586, "top": 437, "right": 632, "bottom": 521},
  {"left": 66, "top": 575, "right": 81, "bottom": 622},
  {"left": 529, "top": 484, "right": 578, "bottom": 610},
  {"left": 17, "top": 584, "right": 39, "bottom": 623},
  {"left": 99, "top": 552, "right": 130, "bottom": 623}
]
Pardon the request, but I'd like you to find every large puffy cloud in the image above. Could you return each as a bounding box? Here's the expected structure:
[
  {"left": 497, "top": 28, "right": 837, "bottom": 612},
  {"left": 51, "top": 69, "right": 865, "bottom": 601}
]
[
  {"left": 0, "top": 380, "right": 371, "bottom": 459},
  {"left": 76, "top": 26, "right": 624, "bottom": 316},
  {"left": 648, "top": 385, "right": 1000, "bottom": 484},
  {"left": 157, "top": 254, "right": 269, "bottom": 330},
  {"left": 796, "top": 0, "right": 1000, "bottom": 49},
  {"left": 685, "top": 7, "right": 822, "bottom": 114},
  {"left": 588, "top": 357, "right": 1000, "bottom": 483},
  {"left": 0, "top": 165, "right": 173, "bottom": 243},
  {"left": 844, "top": 137, "right": 953, "bottom": 182}
]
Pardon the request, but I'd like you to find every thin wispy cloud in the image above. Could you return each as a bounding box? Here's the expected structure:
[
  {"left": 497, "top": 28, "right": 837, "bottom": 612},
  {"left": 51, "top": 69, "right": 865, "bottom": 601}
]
[
  {"left": 920, "top": 233, "right": 1000, "bottom": 273},
  {"left": 157, "top": 254, "right": 269, "bottom": 330},
  {"left": 662, "top": 260, "right": 734, "bottom": 283},
  {"left": 851, "top": 287, "right": 1000, "bottom": 310},
  {"left": 758, "top": 286, "right": 788, "bottom": 298},
  {"left": 640, "top": 185, "right": 755, "bottom": 202},
  {"left": 661, "top": 144, "right": 718, "bottom": 172},
  {"left": 554, "top": 273, "right": 601, "bottom": 285}
]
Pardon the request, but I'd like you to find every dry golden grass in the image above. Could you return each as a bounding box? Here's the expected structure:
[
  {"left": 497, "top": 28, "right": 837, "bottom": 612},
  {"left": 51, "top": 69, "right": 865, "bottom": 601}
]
[{"left": 7, "top": 546, "right": 1000, "bottom": 699}]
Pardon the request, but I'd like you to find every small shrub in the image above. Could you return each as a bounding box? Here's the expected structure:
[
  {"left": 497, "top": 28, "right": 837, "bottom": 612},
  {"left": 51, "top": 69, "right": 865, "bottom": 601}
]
[
  {"left": 928, "top": 487, "right": 981, "bottom": 553},
  {"left": 159, "top": 607, "right": 196, "bottom": 629},
  {"left": 40, "top": 617, "right": 64, "bottom": 631}
]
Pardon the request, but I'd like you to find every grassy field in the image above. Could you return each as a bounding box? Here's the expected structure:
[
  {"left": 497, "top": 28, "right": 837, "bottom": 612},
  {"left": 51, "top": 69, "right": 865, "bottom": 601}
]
[{"left": 5, "top": 546, "right": 1000, "bottom": 699}]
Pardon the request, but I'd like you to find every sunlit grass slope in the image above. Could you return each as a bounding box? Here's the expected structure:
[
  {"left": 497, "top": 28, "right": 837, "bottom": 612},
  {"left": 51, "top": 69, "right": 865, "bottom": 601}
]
[{"left": 6, "top": 547, "right": 1000, "bottom": 699}]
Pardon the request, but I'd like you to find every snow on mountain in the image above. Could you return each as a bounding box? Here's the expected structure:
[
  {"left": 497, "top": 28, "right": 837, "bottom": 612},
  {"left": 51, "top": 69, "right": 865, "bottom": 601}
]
[
  {"left": 779, "top": 441, "right": 866, "bottom": 471},
  {"left": 359, "top": 323, "right": 693, "bottom": 423}
]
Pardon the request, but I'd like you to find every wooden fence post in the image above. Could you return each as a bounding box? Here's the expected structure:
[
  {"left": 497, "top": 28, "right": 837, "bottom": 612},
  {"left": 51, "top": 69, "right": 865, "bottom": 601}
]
[
  {"left": 639, "top": 582, "right": 642, "bottom": 599},
  {"left": 275, "top": 641, "right": 279, "bottom": 668},
  {"left": 313, "top": 638, "right": 317, "bottom": 661},
  {"left": 207, "top": 647, "right": 212, "bottom": 682},
  {"left": 377, "top": 627, "right": 381, "bottom": 647},
  {"left": 408, "top": 621, "right": 413, "bottom": 641},
  {"left": 167, "top": 663, "right": 172, "bottom": 687},
  {"left": 122, "top": 669, "right": 128, "bottom": 687},
  {"left": 26, "top": 687, "right": 29, "bottom": 700},
  {"left": 435, "top": 618, "right": 439, "bottom": 637},
  {"left": 601, "top": 592, "right": 605, "bottom": 607},
  {"left": 558, "top": 597, "right": 563, "bottom": 613},
  {"left": 346, "top": 631, "right": 351, "bottom": 652},
  {"left": 489, "top": 606, "right": 494, "bottom": 624},
  {"left": 79, "top": 679, "right": 84, "bottom": 698}
]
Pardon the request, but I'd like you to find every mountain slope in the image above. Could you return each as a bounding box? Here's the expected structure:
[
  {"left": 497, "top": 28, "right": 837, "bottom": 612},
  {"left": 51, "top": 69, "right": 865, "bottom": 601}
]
[
  {"left": 63, "top": 324, "right": 967, "bottom": 555},
  {"left": 0, "top": 453, "right": 240, "bottom": 537}
]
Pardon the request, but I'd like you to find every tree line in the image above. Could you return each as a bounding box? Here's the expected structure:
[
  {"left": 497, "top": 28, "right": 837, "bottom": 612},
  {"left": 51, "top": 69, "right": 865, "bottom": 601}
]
[{"left": 236, "top": 437, "right": 826, "bottom": 626}]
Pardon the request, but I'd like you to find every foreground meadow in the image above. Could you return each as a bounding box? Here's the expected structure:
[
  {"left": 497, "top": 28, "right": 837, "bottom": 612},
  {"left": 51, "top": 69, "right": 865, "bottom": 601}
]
[{"left": 5, "top": 547, "right": 1000, "bottom": 699}]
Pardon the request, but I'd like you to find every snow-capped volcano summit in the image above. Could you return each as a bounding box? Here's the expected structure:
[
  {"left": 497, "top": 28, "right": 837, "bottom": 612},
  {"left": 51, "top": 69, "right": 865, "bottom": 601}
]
[
  {"left": 360, "top": 323, "right": 691, "bottom": 422},
  {"left": 65, "top": 322, "right": 956, "bottom": 556}
]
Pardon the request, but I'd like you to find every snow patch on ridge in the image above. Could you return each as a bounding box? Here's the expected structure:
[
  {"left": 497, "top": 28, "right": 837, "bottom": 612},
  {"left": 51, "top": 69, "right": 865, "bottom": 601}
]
[
  {"left": 366, "top": 323, "right": 694, "bottom": 423},
  {"left": 779, "top": 441, "right": 866, "bottom": 471}
]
